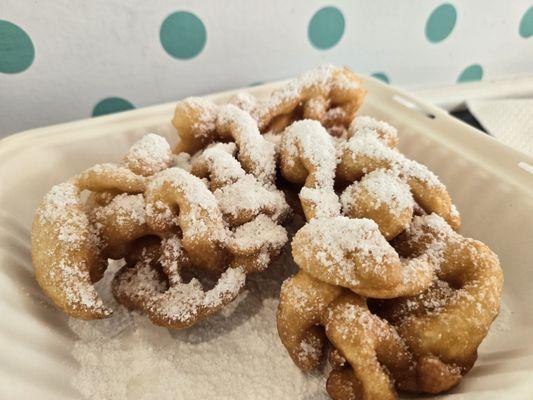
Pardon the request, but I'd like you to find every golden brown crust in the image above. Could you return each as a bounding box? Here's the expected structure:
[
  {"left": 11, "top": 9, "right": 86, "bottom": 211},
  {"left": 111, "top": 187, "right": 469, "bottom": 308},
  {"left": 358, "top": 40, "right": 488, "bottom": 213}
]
[
  {"left": 32, "top": 66, "right": 502, "bottom": 400},
  {"left": 173, "top": 100, "right": 276, "bottom": 186},
  {"left": 112, "top": 239, "right": 246, "bottom": 329},
  {"left": 379, "top": 214, "right": 503, "bottom": 371},
  {"left": 32, "top": 181, "right": 111, "bottom": 320},
  {"left": 338, "top": 128, "right": 460, "bottom": 231},
  {"left": 254, "top": 66, "right": 366, "bottom": 134},
  {"left": 341, "top": 169, "right": 414, "bottom": 240},
  {"left": 292, "top": 216, "right": 437, "bottom": 299},
  {"left": 279, "top": 119, "right": 340, "bottom": 220},
  {"left": 31, "top": 133, "right": 287, "bottom": 326}
]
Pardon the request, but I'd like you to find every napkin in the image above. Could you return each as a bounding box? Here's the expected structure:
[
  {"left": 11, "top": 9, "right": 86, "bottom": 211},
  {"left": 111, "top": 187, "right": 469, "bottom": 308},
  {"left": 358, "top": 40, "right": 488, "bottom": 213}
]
[{"left": 467, "top": 99, "right": 533, "bottom": 157}]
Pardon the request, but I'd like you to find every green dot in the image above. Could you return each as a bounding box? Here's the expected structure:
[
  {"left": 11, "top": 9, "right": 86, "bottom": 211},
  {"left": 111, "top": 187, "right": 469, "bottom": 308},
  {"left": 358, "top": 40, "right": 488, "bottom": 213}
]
[
  {"left": 249, "top": 81, "right": 264, "bottom": 87},
  {"left": 371, "top": 72, "right": 390, "bottom": 84},
  {"left": 308, "top": 6, "right": 345, "bottom": 50},
  {"left": 0, "top": 20, "right": 35, "bottom": 74},
  {"left": 92, "top": 97, "right": 135, "bottom": 117},
  {"left": 160, "top": 11, "right": 206, "bottom": 60},
  {"left": 519, "top": 6, "right": 533, "bottom": 38},
  {"left": 457, "top": 64, "right": 483, "bottom": 83},
  {"left": 425, "top": 3, "right": 457, "bottom": 43}
]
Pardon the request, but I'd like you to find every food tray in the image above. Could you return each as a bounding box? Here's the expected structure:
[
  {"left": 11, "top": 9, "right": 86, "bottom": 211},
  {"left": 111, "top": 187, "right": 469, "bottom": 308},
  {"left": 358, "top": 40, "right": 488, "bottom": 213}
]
[{"left": 1, "top": 77, "right": 532, "bottom": 399}]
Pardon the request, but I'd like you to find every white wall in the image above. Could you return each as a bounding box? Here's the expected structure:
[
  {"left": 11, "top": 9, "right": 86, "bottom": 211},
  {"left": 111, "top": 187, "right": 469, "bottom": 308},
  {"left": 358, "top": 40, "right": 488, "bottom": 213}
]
[{"left": 1, "top": 0, "right": 533, "bottom": 136}]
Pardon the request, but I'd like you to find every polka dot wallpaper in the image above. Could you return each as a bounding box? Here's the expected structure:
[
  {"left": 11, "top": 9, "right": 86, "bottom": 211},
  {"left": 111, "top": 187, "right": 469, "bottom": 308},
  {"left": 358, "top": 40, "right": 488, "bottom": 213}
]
[
  {"left": 425, "top": 3, "right": 457, "bottom": 44},
  {"left": 1, "top": 0, "right": 533, "bottom": 136}
]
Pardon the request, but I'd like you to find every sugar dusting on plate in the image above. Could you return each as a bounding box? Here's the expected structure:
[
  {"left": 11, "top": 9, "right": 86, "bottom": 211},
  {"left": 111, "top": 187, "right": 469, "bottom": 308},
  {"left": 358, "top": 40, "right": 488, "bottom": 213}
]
[{"left": 69, "top": 216, "right": 326, "bottom": 400}]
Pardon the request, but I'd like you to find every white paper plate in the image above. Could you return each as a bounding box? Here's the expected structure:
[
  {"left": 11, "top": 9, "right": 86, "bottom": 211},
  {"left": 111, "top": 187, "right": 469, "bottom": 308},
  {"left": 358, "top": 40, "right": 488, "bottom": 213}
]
[{"left": 1, "top": 78, "right": 532, "bottom": 399}]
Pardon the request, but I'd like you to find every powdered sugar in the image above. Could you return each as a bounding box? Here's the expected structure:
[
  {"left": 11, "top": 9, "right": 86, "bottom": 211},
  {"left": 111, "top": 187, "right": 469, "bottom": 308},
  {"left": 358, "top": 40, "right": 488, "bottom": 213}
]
[
  {"left": 123, "top": 134, "right": 173, "bottom": 176},
  {"left": 58, "top": 259, "right": 107, "bottom": 310},
  {"left": 263, "top": 132, "right": 283, "bottom": 149},
  {"left": 173, "top": 152, "right": 192, "bottom": 172},
  {"left": 214, "top": 175, "right": 286, "bottom": 224},
  {"left": 393, "top": 280, "right": 456, "bottom": 320},
  {"left": 149, "top": 168, "right": 219, "bottom": 211},
  {"left": 145, "top": 168, "right": 229, "bottom": 247},
  {"left": 34, "top": 180, "right": 111, "bottom": 313},
  {"left": 400, "top": 255, "right": 436, "bottom": 287},
  {"left": 281, "top": 120, "right": 340, "bottom": 219},
  {"left": 307, "top": 216, "right": 394, "bottom": 263},
  {"left": 180, "top": 97, "right": 218, "bottom": 135},
  {"left": 341, "top": 169, "right": 414, "bottom": 217},
  {"left": 202, "top": 267, "right": 246, "bottom": 308},
  {"left": 145, "top": 267, "right": 245, "bottom": 324},
  {"left": 398, "top": 159, "right": 443, "bottom": 188},
  {"left": 295, "top": 216, "right": 397, "bottom": 285},
  {"left": 409, "top": 213, "right": 456, "bottom": 243},
  {"left": 296, "top": 335, "right": 322, "bottom": 365},
  {"left": 38, "top": 181, "right": 80, "bottom": 224},
  {"left": 195, "top": 143, "right": 246, "bottom": 187},
  {"left": 114, "top": 256, "right": 167, "bottom": 304},
  {"left": 344, "top": 131, "right": 443, "bottom": 188},
  {"left": 336, "top": 304, "right": 382, "bottom": 340},
  {"left": 299, "top": 187, "right": 341, "bottom": 219},
  {"left": 57, "top": 218, "right": 86, "bottom": 245},
  {"left": 114, "top": 256, "right": 245, "bottom": 327},
  {"left": 282, "top": 120, "right": 337, "bottom": 188},
  {"left": 260, "top": 65, "right": 334, "bottom": 120},
  {"left": 145, "top": 200, "right": 177, "bottom": 228},
  {"left": 217, "top": 104, "right": 277, "bottom": 185},
  {"left": 349, "top": 115, "right": 398, "bottom": 146},
  {"left": 69, "top": 235, "right": 325, "bottom": 400},
  {"left": 94, "top": 193, "right": 146, "bottom": 228},
  {"left": 230, "top": 214, "right": 288, "bottom": 253},
  {"left": 159, "top": 235, "right": 188, "bottom": 285},
  {"left": 228, "top": 91, "right": 259, "bottom": 114}
]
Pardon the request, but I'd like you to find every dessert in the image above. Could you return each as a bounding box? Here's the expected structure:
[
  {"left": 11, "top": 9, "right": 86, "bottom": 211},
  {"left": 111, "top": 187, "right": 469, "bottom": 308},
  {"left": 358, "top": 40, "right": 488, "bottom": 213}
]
[
  {"left": 31, "top": 65, "right": 503, "bottom": 399},
  {"left": 31, "top": 134, "right": 288, "bottom": 327}
]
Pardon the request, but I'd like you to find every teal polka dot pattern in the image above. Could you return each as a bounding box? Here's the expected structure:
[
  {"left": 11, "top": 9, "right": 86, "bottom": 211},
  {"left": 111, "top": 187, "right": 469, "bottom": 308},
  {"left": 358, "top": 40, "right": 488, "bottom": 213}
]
[
  {"left": 308, "top": 6, "right": 345, "bottom": 50},
  {"left": 0, "top": 20, "right": 34, "bottom": 74},
  {"left": 371, "top": 72, "right": 390, "bottom": 83},
  {"left": 160, "top": 11, "right": 206, "bottom": 60},
  {"left": 92, "top": 97, "right": 135, "bottom": 117},
  {"left": 519, "top": 6, "right": 533, "bottom": 38},
  {"left": 457, "top": 64, "right": 483, "bottom": 83},
  {"left": 425, "top": 3, "right": 457, "bottom": 43}
]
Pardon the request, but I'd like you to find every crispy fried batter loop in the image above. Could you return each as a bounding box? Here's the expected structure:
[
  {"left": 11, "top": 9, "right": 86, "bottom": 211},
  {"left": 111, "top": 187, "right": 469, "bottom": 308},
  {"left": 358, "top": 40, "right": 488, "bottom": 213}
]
[
  {"left": 229, "top": 64, "right": 367, "bottom": 135},
  {"left": 279, "top": 212, "right": 502, "bottom": 399},
  {"left": 32, "top": 132, "right": 288, "bottom": 326},
  {"left": 32, "top": 65, "right": 502, "bottom": 400}
]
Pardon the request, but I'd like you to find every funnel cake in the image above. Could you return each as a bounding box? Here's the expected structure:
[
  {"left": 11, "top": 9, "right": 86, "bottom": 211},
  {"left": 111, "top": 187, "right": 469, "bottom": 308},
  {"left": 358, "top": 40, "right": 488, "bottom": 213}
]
[
  {"left": 376, "top": 214, "right": 503, "bottom": 375},
  {"left": 173, "top": 100, "right": 276, "bottom": 185},
  {"left": 32, "top": 65, "right": 503, "bottom": 400},
  {"left": 277, "top": 270, "right": 463, "bottom": 400},
  {"left": 269, "top": 69, "right": 501, "bottom": 400},
  {"left": 279, "top": 119, "right": 340, "bottom": 220},
  {"left": 292, "top": 216, "right": 436, "bottom": 299},
  {"left": 32, "top": 133, "right": 288, "bottom": 327},
  {"left": 32, "top": 134, "right": 171, "bottom": 319},
  {"left": 191, "top": 142, "right": 289, "bottom": 227},
  {"left": 277, "top": 217, "right": 502, "bottom": 399},
  {"left": 276, "top": 120, "right": 501, "bottom": 397},
  {"left": 338, "top": 120, "right": 460, "bottom": 230},
  {"left": 229, "top": 65, "right": 367, "bottom": 135}
]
